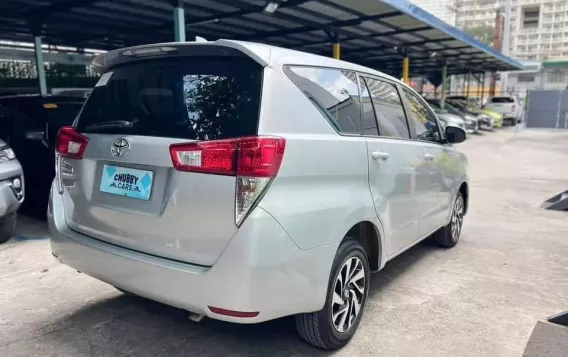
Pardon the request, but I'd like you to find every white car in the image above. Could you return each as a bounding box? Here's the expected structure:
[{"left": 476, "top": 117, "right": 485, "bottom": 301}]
[
  {"left": 49, "top": 40, "right": 469, "bottom": 349},
  {"left": 485, "top": 96, "right": 523, "bottom": 125}
]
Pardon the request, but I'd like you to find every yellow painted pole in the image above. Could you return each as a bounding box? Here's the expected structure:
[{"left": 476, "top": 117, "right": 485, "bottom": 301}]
[
  {"left": 403, "top": 57, "right": 410, "bottom": 84},
  {"left": 333, "top": 43, "right": 340, "bottom": 59}
]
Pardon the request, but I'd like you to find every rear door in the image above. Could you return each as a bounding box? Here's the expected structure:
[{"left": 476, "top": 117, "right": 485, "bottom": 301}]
[
  {"left": 360, "top": 76, "right": 423, "bottom": 255},
  {"left": 59, "top": 55, "right": 263, "bottom": 266}
]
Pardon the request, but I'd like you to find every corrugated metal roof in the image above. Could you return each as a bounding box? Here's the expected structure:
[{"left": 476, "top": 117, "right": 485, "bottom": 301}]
[{"left": 0, "top": 0, "right": 524, "bottom": 77}]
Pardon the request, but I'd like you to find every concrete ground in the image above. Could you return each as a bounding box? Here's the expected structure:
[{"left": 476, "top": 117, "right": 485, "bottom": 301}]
[{"left": 1, "top": 128, "right": 567, "bottom": 357}]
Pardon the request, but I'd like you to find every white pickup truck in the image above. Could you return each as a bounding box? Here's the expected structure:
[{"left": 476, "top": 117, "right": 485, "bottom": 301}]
[{"left": 485, "top": 96, "right": 523, "bottom": 126}]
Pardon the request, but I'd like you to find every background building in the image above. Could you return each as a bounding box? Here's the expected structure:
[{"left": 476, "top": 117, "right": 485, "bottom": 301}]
[
  {"left": 508, "top": 58, "right": 568, "bottom": 93},
  {"left": 410, "top": 0, "right": 457, "bottom": 26},
  {"left": 455, "top": 0, "right": 568, "bottom": 61}
]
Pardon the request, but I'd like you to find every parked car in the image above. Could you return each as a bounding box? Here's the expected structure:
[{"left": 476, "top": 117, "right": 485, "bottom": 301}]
[
  {"left": 0, "top": 95, "right": 84, "bottom": 215},
  {"left": 425, "top": 99, "right": 479, "bottom": 134},
  {"left": 446, "top": 99, "right": 495, "bottom": 130},
  {"left": 48, "top": 40, "right": 469, "bottom": 350},
  {"left": 0, "top": 140, "right": 24, "bottom": 243},
  {"left": 447, "top": 95, "right": 504, "bottom": 128},
  {"left": 485, "top": 95, "right": 523, "bottom": 125}
]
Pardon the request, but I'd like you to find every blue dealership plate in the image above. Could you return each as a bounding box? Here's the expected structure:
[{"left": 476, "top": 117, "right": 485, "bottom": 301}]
[{"left": 100, "top": 165, "right": 154, "bottom": 200}]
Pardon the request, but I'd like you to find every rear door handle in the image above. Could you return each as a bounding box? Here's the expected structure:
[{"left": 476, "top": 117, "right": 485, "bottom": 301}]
[
  {"left": 372, "top": 150, "right": 390, "bottom": 161},
  {"left": 424, "top": 153, "right": 436, "bottom": 161}
]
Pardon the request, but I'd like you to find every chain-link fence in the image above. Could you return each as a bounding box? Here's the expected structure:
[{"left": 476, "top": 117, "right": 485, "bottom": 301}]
[{"left": 0, "top": 60, "right": 99, "bottom": 93}]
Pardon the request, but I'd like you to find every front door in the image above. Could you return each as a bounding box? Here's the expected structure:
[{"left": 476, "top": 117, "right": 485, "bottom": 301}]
[
  {"left": 360, "top": 76, "right": 423, "bottom": 255},
  {"left": 399, "top": 87, "right": 453, "bottom": 237}
]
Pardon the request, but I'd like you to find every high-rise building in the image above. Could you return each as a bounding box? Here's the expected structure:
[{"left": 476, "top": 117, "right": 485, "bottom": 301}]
[
  {"left": 410, "top": 0, "right": 457, "bottom": 26},
  {"left": 455, "top": 0, "right": 568, "bottom": 60}
]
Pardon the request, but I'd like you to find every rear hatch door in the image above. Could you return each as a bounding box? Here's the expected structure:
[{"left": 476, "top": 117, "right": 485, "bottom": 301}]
[{"left": 59, "top": 54, "right": 263, "bottom": 266}]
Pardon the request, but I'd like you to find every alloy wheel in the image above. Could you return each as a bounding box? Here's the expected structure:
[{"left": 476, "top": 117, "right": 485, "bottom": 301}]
[
  {"left": 451, "top": 196, "right": 464, "bottom": 241},
  {"left": 331, "top": 257, "right": 365, "bottom": 333}
]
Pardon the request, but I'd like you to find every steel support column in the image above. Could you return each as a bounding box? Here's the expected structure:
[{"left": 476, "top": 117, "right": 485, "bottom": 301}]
[
  {"left": 173, "top": 0, "right": 185, "bottom": 42},
  {"left": 477, "top": 72, "right": 482, "bottom": 104},
  {"left": 33, "top": 35, "right": 47, "bottom": 96},
  {"left": 333, "top": 43, "right": 340, "bottom": 59},
  {"left": 465, "top": 72, "right": 471, "bottom": 97},
  {"left": 332, "top": 32, "right": 340, "bottom": 59},
  {"left": 441, "top": 64, "right": 448, "bottom": 110},
  {"left": 480, "top": 72, "right": 486, "bottom": 105},
  {"left": 402, "top": 57, "right": 410, "bottom": 85}
]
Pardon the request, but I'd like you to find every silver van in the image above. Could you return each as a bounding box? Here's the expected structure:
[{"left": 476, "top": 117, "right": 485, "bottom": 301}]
[{"left": 49, "top": 40, "right": 469, "bottom": 349}]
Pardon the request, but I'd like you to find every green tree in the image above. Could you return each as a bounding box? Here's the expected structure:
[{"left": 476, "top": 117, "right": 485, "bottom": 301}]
[
  {"left": 462, "top": 24, "right": 494, "bottom": 46},
  {"left": 183, "top": 74, "right": 258, "bottom": 141}
]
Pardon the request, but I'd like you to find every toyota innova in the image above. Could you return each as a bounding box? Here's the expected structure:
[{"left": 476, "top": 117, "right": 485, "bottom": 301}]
[{"left": 49, "top": 40, "right": 469, "bottom": 349}]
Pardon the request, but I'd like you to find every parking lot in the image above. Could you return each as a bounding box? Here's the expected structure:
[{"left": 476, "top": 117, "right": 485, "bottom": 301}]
[{"left": 1, "top": 127, "right": 567, "bottom": 357}]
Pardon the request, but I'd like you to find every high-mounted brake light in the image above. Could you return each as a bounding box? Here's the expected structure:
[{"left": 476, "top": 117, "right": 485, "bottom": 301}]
[
  {"left": 170, "top": 136, "right": 286, "bottom": 225},
  {"left": 56, "top": 127, "right": 89, "bottom": 159}
]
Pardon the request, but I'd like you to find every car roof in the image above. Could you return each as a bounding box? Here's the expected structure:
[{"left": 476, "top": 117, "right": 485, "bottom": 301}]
[{"left": 96, "top": 39, "right": 404, "bottom": 87}]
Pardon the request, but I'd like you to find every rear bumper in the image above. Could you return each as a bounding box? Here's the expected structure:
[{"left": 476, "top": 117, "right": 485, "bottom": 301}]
[{"left": 48, "top": 187, "right": 337, "bottom": 323}]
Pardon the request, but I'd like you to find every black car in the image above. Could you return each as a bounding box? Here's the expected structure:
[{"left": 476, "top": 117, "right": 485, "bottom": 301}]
[{"left": 0, "top": 95, "right": 85, "bottom": 215}]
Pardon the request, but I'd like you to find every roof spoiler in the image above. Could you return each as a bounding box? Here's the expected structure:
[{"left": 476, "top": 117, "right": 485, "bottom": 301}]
[{"left": 91, "top": 40, "right": 270, "bottom": 74}]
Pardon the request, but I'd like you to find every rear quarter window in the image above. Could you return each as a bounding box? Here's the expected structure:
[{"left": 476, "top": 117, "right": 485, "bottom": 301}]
[
  {"left": 284, "top": 66, "right": 362, "bottom": 134},
  {"left": 76, "top": 57, "right": 262, "bottom": 141}
]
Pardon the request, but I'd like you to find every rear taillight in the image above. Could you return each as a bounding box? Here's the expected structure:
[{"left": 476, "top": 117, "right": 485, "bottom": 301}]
[
  {"left": 512, "top": 104, "right": 517, "bottom": 112},
  {"left": 56, "top": 126, "right": 89, "bottom": 159},
  {"left": 170, "top": 139, "right": 237, "bottom": 175},
  {"left": 170, "top": 136, "right": 285, "bottom": 225}
]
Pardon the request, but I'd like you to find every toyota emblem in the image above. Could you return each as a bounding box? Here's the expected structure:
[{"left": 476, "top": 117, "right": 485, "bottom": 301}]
[{"left": 111, "top": 138, "right": 130, "bottom": 158}]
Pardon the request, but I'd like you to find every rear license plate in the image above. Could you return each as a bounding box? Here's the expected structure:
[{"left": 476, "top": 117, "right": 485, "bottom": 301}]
[{"left": 100, "top": 165, "right": 154, "bottom": 200}]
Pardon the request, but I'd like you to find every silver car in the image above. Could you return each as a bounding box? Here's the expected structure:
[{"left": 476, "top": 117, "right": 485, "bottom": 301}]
[
  {"left": 49, "top": 40, "right": 469, "bottom": 349},
  {"left": 0, "top": 140, "right": 24, "bottom": 243}
]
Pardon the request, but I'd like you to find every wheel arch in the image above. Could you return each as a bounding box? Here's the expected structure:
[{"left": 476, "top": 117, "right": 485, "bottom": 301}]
[
  {"left": 343, "top": 220, "right": 383, "bottom": 272},
  {"left": 459, "top": 181, "right": 469, "bottom": 215}
]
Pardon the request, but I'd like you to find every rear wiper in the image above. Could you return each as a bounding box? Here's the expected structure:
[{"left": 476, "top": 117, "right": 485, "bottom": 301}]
[{"left": 84, "top": 120, "right": 135, "bottom": 131}]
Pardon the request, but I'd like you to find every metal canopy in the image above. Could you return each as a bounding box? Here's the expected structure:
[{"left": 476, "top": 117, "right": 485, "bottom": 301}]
[{"left": 0, "top": 0, "right": 524, "bottom": 77}]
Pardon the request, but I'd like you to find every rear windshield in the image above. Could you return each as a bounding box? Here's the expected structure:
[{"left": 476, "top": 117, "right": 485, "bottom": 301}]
[
  {"left": 76, "top": 57, "right": 262, "bottom": 141},
  {"left": 491, "top": 97, "right": 515, "bottom": 103}
]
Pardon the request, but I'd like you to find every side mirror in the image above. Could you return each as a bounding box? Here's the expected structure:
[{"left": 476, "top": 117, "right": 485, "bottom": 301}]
[{"left": 445, "top": 125, "right": 466, "bottom": 144}]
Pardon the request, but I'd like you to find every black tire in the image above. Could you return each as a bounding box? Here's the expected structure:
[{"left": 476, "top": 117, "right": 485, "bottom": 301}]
[
  {"left": 295, "top": 239, "right": 370, "bottom": 350},
  {"left": 432, "top": 192, "right": 465, "bottom": 248},
  {"left": 0, "top": 213, "right": 16, "bottom": 244}
]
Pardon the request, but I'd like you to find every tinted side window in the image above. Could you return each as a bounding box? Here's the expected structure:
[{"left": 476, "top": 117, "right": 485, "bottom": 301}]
[
  {"left": 365, "top": 78, "right": 410, "bottom": 139},
  {"left": 401, "top": 88, "right": 442, "bottom": 143},
  {"left": 359, "top": 78, "right": 379, "bottom": 136},
  {"left": 286, "top": 67, "right": 361, "bottom": 134}
]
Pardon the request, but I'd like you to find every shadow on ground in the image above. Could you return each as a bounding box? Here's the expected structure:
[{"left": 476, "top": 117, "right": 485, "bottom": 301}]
[{"left": 31, "top": 241, "right": 437, "bottom": 357}]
